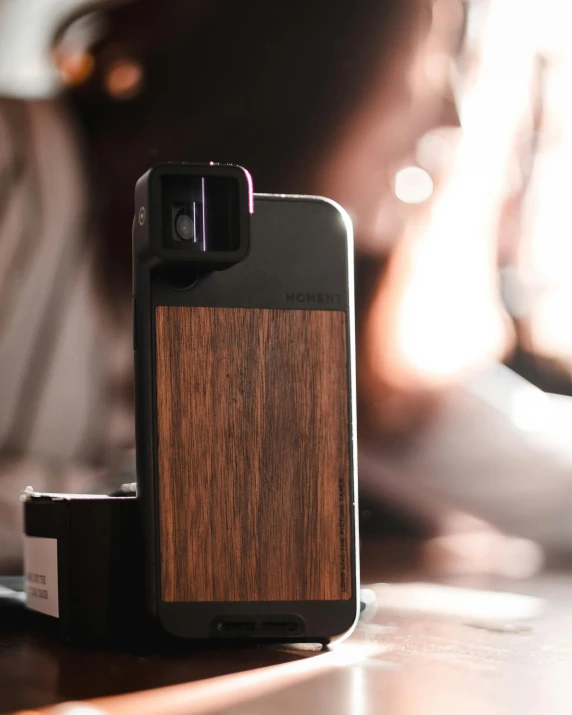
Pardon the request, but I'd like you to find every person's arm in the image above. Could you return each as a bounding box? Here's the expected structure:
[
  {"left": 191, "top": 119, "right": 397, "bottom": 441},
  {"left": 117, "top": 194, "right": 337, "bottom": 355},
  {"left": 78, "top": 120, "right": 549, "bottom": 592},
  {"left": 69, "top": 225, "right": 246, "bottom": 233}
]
[{"left": 0, "top": 98, "right": 132, "bottom": 572}]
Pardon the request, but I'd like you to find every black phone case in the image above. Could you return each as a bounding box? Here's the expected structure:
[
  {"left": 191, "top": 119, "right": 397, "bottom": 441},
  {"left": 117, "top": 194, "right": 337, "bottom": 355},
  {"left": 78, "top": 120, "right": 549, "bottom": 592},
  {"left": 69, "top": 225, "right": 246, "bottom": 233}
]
[{"left": 133, "top": 190, "right": 358, "bottom": 643}]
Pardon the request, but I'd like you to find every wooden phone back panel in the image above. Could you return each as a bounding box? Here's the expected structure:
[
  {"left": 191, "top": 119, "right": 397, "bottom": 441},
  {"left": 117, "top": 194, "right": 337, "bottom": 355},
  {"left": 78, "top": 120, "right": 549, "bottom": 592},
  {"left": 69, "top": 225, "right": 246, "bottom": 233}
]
[{"left": 155, "top": 305, "right": 351, "bottom": 602}]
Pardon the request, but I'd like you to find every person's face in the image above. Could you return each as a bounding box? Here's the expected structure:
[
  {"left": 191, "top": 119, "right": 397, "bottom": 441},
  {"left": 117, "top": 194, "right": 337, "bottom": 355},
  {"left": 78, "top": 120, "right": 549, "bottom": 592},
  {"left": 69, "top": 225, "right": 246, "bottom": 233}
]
[{"left": 315, "top": 0, "right": 464, "bottom": 254}]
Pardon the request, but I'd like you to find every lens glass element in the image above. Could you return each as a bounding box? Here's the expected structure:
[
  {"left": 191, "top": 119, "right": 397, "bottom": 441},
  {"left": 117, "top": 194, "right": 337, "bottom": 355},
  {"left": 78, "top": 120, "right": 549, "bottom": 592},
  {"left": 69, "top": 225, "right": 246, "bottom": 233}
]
[
  {"left": 163, "top": 175, "right": 239, "bottom": 252},
  {"left": 175, "top": 212, "right": 195, "bottom": 241}
]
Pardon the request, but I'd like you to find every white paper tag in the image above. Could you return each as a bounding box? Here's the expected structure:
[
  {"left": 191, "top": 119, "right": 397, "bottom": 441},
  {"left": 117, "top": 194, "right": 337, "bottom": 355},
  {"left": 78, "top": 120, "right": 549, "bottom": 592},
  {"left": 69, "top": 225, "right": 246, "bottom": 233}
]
[{"left": 23, "top": 536, "right": 59, "bottom": 618}]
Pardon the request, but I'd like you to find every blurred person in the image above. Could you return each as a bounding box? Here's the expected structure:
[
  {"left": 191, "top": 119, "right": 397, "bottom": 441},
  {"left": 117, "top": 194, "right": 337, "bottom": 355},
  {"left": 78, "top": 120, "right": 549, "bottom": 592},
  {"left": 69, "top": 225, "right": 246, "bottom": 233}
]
[{"left": 63, "top": 0, "right": 470, "bottom": 442}]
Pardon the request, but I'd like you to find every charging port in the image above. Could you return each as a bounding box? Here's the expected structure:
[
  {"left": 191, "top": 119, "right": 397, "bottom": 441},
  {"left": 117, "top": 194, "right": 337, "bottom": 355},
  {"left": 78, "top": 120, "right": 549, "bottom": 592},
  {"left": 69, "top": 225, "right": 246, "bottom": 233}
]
[
  {"left": 261, "top": 621, "right": 299, "bottom": 633},
  {"left": 211, "top": 615, "right": 305, "bottom": 637}
]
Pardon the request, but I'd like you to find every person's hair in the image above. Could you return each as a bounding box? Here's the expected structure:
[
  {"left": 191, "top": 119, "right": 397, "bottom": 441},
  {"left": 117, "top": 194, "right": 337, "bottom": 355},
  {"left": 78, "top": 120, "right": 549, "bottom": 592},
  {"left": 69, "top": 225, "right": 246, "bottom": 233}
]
[{"left": 61, "top": 0, "right": 415, "bottom": 300}]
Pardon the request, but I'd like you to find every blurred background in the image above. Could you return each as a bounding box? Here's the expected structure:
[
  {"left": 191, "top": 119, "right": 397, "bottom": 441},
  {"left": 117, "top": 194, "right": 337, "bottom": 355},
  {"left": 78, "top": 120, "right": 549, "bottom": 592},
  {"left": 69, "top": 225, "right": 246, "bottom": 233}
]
[{"left": 0, "top": 0, "right": 571, "bottom": 580}]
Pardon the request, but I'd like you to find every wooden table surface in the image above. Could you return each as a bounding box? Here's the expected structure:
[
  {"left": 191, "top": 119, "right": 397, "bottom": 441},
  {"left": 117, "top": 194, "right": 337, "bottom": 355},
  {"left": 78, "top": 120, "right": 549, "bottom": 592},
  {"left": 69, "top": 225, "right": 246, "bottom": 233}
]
[{"left": 3, "top": 541, "right": 572, "bottom": 715}]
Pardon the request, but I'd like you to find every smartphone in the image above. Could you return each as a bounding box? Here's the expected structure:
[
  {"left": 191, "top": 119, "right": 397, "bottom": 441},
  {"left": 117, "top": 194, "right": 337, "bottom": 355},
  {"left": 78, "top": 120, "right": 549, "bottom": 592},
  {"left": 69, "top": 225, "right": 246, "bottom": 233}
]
[{"left": 133, "top": 163, "right": 358, "bottom": 643}]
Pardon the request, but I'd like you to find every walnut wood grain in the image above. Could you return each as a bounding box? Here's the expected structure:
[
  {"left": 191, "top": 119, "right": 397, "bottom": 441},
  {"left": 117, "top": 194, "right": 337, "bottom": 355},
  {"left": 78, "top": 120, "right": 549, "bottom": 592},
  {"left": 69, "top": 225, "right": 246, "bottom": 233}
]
[{"left": 155, "top": 306, "right": 351, "bottom": 602}]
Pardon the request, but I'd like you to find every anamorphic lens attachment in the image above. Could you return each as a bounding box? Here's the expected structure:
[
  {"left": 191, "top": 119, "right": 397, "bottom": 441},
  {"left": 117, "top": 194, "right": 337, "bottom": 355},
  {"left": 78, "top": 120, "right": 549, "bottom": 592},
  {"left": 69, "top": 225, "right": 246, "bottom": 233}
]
[{"left": 134, "top": 163, "right": 252, "bottom": 271}]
